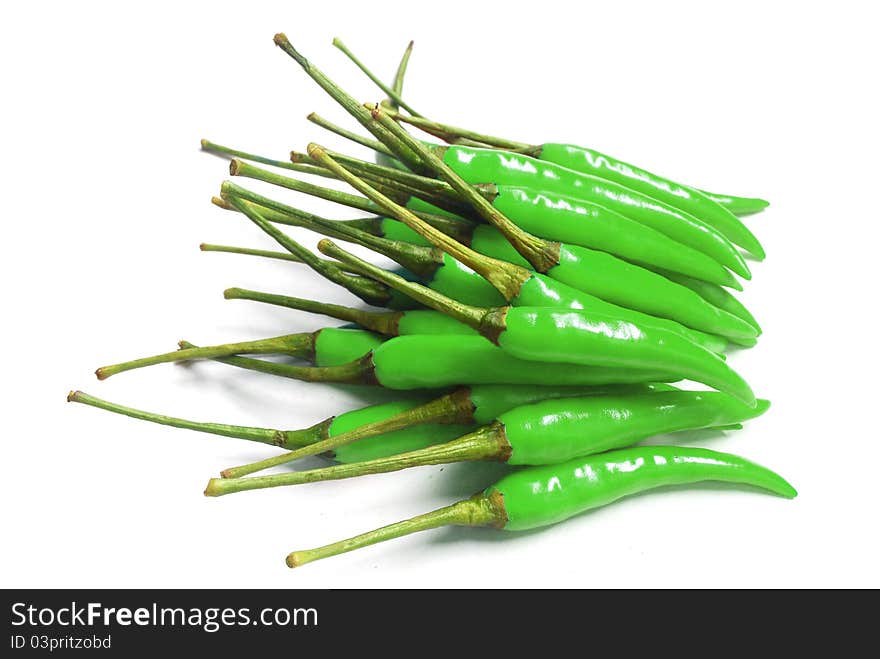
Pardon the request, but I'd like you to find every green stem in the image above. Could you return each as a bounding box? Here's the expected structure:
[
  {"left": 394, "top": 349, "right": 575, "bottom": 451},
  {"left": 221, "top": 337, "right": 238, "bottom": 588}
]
[
  {"left": 218, "top": 387, "right": 479, "bottom": 479},
  {"left": 306, "top": 113, "right": 394, "bottom": 156},
  {"left": 230, "top": 158, "right": 390, "bottom": 213},
  {"left": 66, "top": 390, "right": 327, "bottom": 448},
  {"left": 389, "top": 41, "right": 414, "bottom": 106},
  {"left": 222, "top": 182, "right": 443, "bottom": 279},
  {"left": 371, "top": 106, "right": 561, "bottom": 273},
  {"left": 201, "top": 138, "right": 336, "bottom": 178},
  {"left": 177, "top": 340, "right": 377, "bottom": 386},
  {"left": 293, "top": 148, "right": 459, "bottom": 204},
  {"left": 317, "top": 239, "right": 507, "bottom": 344},
  {"left": 331, "top": 37, "right": 422, "bottom": 117},
  {"left": 384, "top": 110, "right": 538, "bottom": 154},
  {"left": 273, "top": 33, "right": 424, "bottom": 171},
  {"left": 284, "top": 492, "right": 506, "bottom": 568},
  {"left": 95, "top": 333, "right": 315, "bottom": 380},
  {"left": 199, "top": 243, "right": 363, "bottom": 276},
  {"left": 308, "top": 144, "right": 531, "bottom": 301},
  {"left": 221, "top": 184, "right": 392, "bottom": 307},
  {"left": 223, "top": 288, "right": 403, "bottom": 336}
]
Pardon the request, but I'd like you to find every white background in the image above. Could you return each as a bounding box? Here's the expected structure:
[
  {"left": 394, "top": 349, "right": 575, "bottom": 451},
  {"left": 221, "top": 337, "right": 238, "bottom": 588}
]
[{"left": 2, "top": 1, "right": 878, "bottom": 588}]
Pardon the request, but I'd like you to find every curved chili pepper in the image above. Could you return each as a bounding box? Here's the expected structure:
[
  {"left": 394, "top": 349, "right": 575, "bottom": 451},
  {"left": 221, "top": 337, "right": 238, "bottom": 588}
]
[
  {"left": 94, "top": 326, "right": 384, "bottom": 380},
  {"left": 535, "top": 143, "right": 766, "bottom": 259},
  {"left": 317, "top": 242, "right": 755, "bottom": 404},
  {"left": 172, "top": 334, "right": 680, "bottom": 389},
  {"left": 435, "top": 144, "right": 751, "bottom": 278},
  {"left": 482, "top": 184, "right": 740, "bottom": 286},
  {"left": 646, "top": 266, "right": 761, "bottom": 334},
  {"left": 207, "top": 391, "right": 770, "bottom": 496},
  {"left": 282, "top": 445, "right": 795, "bottom": 567}
]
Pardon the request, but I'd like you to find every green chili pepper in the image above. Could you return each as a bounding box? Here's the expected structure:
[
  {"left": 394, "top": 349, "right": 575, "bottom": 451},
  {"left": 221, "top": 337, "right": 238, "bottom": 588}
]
[
  {"left": 207, "top": 391, "right": 770, "bottom": 496},
  {"left": 430, "top": 144, "right": 751, "bottom": 278},
  {"left": 280, "top": 445, "right": 795, "bottom": 567},
  {"left": 170, "top": 334, "right": 680, "bottom": 389},
  {"left": 317, "top": 241, "right": 755, "bottom": 404},
  {"left": 302, "top": 149, "right": 756, "bottom": 342},
  {"left": 221, "top": 182, "right": 735, "bottom": 351},
  {"left": 94, "top": 326, "right": 384, "bottom": 380},
  {"left": 646, "top": 266, "right": 761, "bottom": 334},
  {"left": 223, "top": 382, "right": 681, "bottom": 478}
]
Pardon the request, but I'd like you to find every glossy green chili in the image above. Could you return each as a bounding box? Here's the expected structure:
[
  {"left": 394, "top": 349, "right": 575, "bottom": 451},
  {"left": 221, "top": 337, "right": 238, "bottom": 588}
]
[
  {"left": 433, "top": 144, "right": 751, "bottom": 278},
  {"left": 207, "top": 391, "right": 770, "bottom": 496},
  {"left": 221, "top": 182, "right": 735, "bottom": 351},
  {"left": 532, "top": 144, "right": 765, "bottom": 258},
  {"left": 173, "top": 333, "right": 679, "bottom": 389},
  {"left": 222, "top": 382, "right": 680, "bottom": 478},
  {"left": 68, "top": 390, "right": 468, "bottom": 465},
  {"left": 94, "top": 327, "right": 384, "bottom": 380},
  {"left": 283, "top": 445, "right": 796, "bottom": 567},
  {"left": 318, "top": 241, "right": 755, "bottom": 404}
]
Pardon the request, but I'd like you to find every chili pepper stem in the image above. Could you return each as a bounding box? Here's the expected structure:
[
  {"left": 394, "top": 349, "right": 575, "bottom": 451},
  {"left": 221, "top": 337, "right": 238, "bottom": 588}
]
[
  {"left": 66, "top": 390, "right": 329, "bottom": 448},
  {"left": 307, "top": 144, "right": 532, "bottom": 301},
  {"left": 219, "top": 387, "right": 480, "bottom": 479},
  {"left": 95, "top": 333, "right": 315, "bottom": 380},
  {"left": 201, "top": 242, "right": 306, "bottom": 264},
  {"left": 306, "top": 112, "right": 394, "bottom": 156},
  {"left": 201, "top": 139, "right": 335, "bottom": 178},
  {"left": 318, "top": 239, "right": 508, "bottom": 342},
  {"left": 177, "top": 340, "right": 377, "bottom": 385},
  {"left": 369, "top": 106, "right": 562, "bottom": 274},
  {"left": 222, "top": 178, "right": 444, "bottom": 279},
  {"left": 384, "top": 110, "right": 539, "bottom": 154},
  {"left": 221, "top": 186, "right": 392, "bottom": 307},
  {"left": 332, "top": 37, "right": 422, "bottom": 116},
  {"left": 223, "top": 288, "right": 403, "bottom": 336},
  {"left": 385, "top": 40, "right": 414, "bottom": 110},
  {"left": 285, "top": 491, "right": 506, "bottom": 568},
  {"left": 273, "top": 33, "right": 423, "bottom": 171},
  {"left": 207, "top": 421, "right": 507, "bottom": 496}
]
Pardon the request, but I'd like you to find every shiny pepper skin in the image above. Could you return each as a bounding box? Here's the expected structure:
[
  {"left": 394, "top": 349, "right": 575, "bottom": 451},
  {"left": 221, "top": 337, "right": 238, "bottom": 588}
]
[
  {"left": 536, "top": 143, "right": 765, "bottom": 259},
  {"left": 439, "top": 145, "right": 751, "bottom": 279},
  {"left": 499, "top": 391, "right": 769, "bottom": 465},
  {"left": 497, "top": 308, "right": 754, "bottom": 404},
  {"left": 490, "top": 445, "right": 796, "bottom": 531}
]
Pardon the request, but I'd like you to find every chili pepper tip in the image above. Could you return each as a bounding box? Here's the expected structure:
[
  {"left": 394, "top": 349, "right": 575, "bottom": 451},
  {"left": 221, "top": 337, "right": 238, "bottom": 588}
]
[
  {"left": 229, "top": 159, "right": 243, "bottom": 176},
  {"left": 67, "top": 390, "right": 80, "bottom": 403}
]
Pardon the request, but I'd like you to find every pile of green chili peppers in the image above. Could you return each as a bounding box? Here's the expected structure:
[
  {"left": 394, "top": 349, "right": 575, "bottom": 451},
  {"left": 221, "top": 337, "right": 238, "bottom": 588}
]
[{"left": 69, "top": 34, "right": 795, "bottom": 569}]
